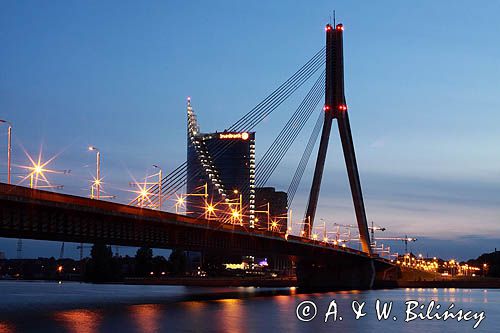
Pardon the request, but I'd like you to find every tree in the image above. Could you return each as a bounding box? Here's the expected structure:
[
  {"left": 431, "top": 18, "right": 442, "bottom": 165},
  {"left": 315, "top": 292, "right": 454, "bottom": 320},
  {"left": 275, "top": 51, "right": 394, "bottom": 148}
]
[
  {"left": 169, "top": 249, "right": 187, "bottom": 276},
  {"left": 467, "top": 251, "right": 500, "bottom": 278},
  {"left": 152, "top": 256, "right": 169, "bottom": 275},
  {"left": 135, "top": 247, "right": 153, "bottom": 276},
  {"left": 85, "top": 243, "right": 116, "bottom": 283}
]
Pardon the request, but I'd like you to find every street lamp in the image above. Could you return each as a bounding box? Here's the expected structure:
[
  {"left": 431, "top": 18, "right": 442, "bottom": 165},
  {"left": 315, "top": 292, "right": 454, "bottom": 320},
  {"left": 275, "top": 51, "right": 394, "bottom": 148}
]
[
  {"left": 3, "top": 120, "right": 17, "bottom": 257},
  {"left": 0, "top": 120, "right": 12, "bottom": 184},
  {"left": 152, "top": 164, "right": 162, "bottom": 210},
  {"left": 88, "top": 146, "right": 100, "bottom": 199},
  {"left": 30, "top": 163, "right": 43, "bottom": 188},
  {"left": 175, "top": 195, "right": 185, "bottom": 214}
]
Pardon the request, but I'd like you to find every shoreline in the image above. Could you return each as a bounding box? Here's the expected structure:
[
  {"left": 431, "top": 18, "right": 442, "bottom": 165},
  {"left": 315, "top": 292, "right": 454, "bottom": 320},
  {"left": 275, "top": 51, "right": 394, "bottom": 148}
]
[{"left": 2, "top": 277, "right": 500, "bottom": 289}]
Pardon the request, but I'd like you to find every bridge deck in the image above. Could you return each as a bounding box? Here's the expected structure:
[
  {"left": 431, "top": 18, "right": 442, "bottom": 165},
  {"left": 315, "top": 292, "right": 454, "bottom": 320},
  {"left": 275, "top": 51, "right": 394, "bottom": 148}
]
[{"left": 0, "top": 183, "right": 372, "bottom": 260}]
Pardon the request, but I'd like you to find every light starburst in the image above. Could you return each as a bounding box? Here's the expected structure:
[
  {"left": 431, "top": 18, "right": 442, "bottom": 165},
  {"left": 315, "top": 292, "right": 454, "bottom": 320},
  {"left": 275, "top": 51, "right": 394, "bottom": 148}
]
[{"left": 18, "top": 146, "right": 60, "bottom": 189}]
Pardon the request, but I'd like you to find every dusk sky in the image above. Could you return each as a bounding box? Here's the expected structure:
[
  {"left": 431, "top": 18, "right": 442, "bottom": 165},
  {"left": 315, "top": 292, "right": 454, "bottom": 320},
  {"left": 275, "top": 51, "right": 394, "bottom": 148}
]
[{"left": 1, "top": 1, "right": 499, "bottom": 260}]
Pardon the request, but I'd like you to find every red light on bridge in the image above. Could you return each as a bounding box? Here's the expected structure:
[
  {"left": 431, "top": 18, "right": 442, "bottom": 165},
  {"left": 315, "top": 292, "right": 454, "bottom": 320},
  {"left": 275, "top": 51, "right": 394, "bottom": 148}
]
[
  {"left": 323, "top": 105, "right": 330, "bottom": 111},
  {"left": 338, "top": 104, "right": 347, "bottom": 111},
  {"left": 325, "top": 25, "right": 332, "bottom": 31},
  {"left": 336, "top": 24, "right": 344, "bottom": 31}
]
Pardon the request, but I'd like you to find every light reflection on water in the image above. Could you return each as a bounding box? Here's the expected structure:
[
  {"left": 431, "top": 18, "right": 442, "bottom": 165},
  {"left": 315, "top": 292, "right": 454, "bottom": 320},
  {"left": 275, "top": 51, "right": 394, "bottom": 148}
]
[
  {"left": 0, "top": 322, "right": 15, "bottom": 333},
  {"left": 54, "top": 310, "right": 102, "bottom": 333},
  {"left": 129, "top": 305, "right": 160, "bottom": 333},
  {"left": 215, "top": 299, "right": 245, "bottom": 333},
  {"left": 0, "top": 281, "right": 497, "bottom": 332}
]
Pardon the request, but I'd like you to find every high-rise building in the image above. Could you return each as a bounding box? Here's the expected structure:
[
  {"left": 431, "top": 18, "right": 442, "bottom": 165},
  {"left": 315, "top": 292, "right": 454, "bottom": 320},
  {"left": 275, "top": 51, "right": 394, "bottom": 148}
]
[
  {"left": 255, "top": 187, "right": 288, "bottom": 232},
  {"left": 186, "top": 98, "right": 256, "bottom": 226}
]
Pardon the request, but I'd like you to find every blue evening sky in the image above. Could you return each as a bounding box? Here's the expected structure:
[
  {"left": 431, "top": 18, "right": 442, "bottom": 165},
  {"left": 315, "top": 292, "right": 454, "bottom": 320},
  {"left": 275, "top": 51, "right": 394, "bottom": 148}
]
[{"left": 0, "top": 1, "right": 499, "bottom": 260}]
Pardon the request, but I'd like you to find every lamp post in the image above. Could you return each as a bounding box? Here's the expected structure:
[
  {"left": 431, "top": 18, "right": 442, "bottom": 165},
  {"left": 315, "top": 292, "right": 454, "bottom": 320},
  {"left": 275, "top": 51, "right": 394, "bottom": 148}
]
[
  {"left": 88, "top": 146, "right": 100, "bottom": 199},
  {"left": 152, "top": 164, "right": 162, "bottom": 210},
  {"left": 0, "top": 120, "right": 12, "bottom": 184},
  {"left": 2, "top": 121, "right": 19, "bottom": 258}
]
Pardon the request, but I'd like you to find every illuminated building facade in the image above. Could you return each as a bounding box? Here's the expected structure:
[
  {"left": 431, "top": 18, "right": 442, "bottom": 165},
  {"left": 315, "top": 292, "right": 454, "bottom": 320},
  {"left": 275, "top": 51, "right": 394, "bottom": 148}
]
[{"left": 186, "top": 98, "right": 256, "bottom": 226}]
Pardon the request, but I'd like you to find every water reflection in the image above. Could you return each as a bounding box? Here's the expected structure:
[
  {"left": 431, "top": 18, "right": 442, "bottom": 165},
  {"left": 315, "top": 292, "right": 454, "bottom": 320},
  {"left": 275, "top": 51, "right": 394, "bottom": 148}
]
[
  {"left": 54, "top": 309, "right": 102, "bottom": 333},
  {"left": 0, "top": 322, "right": 14, "bottom": 333},
  {"left": 129, "top": 304, "right": 161, "bottom": 333},
  {"left": 0, "top": 284, "right": 497, "bottom": 333},
  {"left": 215, "top": 299, "right": 246, "bottom": 333}
]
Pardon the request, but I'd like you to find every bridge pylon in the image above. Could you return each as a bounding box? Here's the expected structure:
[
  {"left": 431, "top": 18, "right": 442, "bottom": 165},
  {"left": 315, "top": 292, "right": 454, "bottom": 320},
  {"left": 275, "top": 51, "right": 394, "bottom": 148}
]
[{"left": 304, "top": 23, "right": 372, "bottom": 256}]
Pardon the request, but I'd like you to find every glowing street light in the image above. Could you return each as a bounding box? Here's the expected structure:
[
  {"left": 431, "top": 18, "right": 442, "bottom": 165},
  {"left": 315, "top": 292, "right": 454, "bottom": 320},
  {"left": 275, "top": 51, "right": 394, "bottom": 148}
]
[
  {"left": 174, "top": 183, "right": 208, "bottom": 215},
  {"left": 88, "top": 146, "right": 100, "bottom": 199},
  {"left": 175, "top": 195, "right": 185, "bottom": 214},
  {"left": 270, "top": 220, "right": 279, "bottom": 232},
  {"left": 137, "top": 187, "right": 152, "bottom": 208},
  {"left": 18, "top": 148, "right": 64, "bottom": 189},
  {"left": 129, "top": 165, "right": 163, "bottom": 209},
  {"left": 0, "top": 120, "right": 12, "bottom": 184},
  {"left": 30, "top": 166, "right": 42, "bottom": 188},
  {"left": 204, "top": 202, "right": 217, "bottom": 220}
]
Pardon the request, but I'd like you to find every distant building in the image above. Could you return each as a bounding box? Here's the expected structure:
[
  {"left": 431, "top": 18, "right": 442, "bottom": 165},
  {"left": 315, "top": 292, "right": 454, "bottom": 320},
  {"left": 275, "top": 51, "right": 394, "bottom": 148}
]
[
  {"left": 0, "top": 251, "right": 5, "bottom": 260},
  {"left": 255, "top": 187, "right": 288, "bottom": 233},
  {"left": 186, "top": 98, "right": 256, "bottom": 227}
]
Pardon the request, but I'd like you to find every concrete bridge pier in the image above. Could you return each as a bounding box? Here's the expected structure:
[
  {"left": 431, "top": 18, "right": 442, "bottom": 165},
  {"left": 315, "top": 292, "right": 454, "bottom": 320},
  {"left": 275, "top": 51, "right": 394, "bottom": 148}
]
[{"left": 295, "top": 254, "right": 375, "bottom": 290}]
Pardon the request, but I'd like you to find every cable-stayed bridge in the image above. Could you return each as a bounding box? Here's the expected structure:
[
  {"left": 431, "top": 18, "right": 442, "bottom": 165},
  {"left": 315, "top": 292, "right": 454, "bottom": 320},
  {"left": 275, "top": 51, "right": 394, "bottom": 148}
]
[{"left": 0, "top": 23, "right": 396, "bottom": 289}]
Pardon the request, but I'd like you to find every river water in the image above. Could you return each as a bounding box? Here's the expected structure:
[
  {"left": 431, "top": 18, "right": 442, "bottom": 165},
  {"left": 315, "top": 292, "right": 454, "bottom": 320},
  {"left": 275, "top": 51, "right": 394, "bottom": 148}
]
[{"left": 0, "top": 281, "right": 497, "bottom": 332}]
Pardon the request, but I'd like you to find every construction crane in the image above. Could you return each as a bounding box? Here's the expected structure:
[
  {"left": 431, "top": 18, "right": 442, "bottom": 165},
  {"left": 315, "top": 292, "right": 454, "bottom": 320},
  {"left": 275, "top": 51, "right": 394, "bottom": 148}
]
[
  {"left": 332, "top": 222, "right": 386, "bottom": 244},
  {"left": 373, "top": 236, "right": 417, "bottom": 254},
  {"left": 369, "top": 221, "right": 386, "bottom": 243},
  {"left": 331, "top": 223, "right": 355, "bottom": 243}
]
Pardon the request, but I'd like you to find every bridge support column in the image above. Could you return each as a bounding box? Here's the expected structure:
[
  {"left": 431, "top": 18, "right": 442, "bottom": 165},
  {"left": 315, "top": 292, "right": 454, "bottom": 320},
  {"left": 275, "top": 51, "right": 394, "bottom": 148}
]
[{"left": 295, "top": 254, "right": 375, "bottom": 290}]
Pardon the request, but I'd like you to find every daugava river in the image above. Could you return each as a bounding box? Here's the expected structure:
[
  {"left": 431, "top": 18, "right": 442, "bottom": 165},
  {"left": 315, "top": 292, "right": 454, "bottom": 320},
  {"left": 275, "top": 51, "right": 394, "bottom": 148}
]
[{"left": 0, "top": 281, "right": 497, "bottom": 332}]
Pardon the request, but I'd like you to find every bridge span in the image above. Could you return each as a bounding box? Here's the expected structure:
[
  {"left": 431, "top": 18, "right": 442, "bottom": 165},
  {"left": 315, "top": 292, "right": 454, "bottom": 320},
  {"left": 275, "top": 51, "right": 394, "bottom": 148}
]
[{"left": 0, "top": 183, "right": 392, "bottom": 289}]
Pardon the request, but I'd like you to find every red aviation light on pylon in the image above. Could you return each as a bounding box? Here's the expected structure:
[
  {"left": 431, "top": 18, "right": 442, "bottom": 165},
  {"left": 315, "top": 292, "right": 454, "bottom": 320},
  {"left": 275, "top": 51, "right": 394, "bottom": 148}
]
[
  {"left": 336, "top": 24, "right": 344, "bottom": 31},
  {"left": 323, "top": 105, "right": 331, "bottom": 112},
  {"left": 325, "top": 25, "right": 332, "bottom": 31},
  {"left": 338, "top": 104, "right": 347, "bottom": 111}
]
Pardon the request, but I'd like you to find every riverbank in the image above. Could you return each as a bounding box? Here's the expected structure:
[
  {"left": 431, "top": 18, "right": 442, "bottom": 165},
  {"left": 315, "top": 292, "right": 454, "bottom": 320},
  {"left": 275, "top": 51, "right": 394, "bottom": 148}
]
[
  {"left": 123, "top": 276, "right": 500, "bottom": 289},
  {"left": 4, "top": 276, "right": 500, "bottom": 289},
  {"left": 375, "top": 277, "right": 500, "bottom": 289}
]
